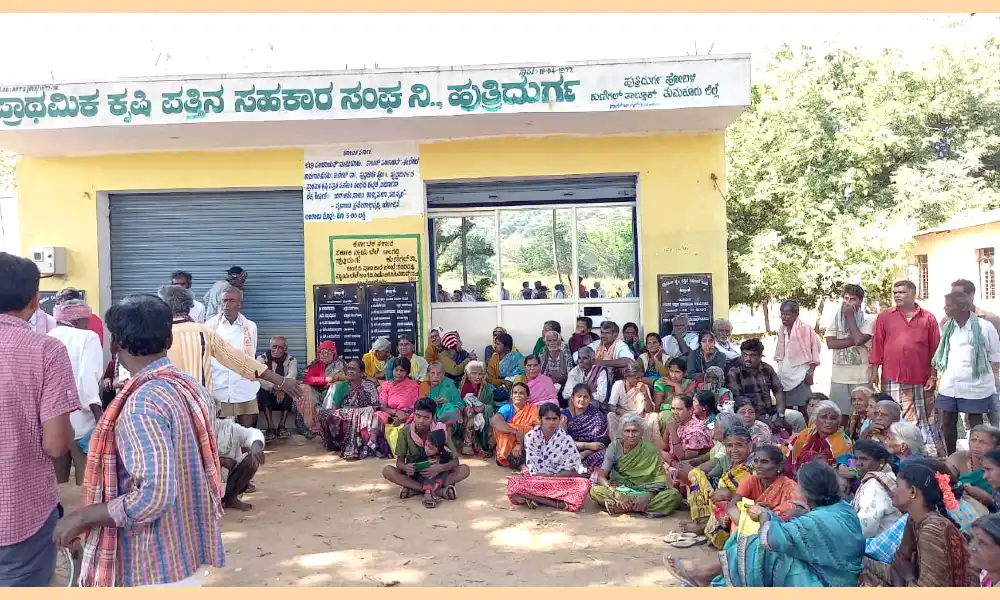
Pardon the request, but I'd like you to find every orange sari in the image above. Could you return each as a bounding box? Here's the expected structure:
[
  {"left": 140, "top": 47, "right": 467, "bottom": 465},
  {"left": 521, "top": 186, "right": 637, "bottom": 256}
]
[
  {"left": 495, "top": 403, "right": 541, "bottom": 467},
  {"left": 735, "top": 474, "right": 799, "bottom": 521}
]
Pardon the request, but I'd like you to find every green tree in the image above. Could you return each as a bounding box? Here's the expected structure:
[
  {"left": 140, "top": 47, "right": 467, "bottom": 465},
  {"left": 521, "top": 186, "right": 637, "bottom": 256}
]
[{"left": 435, "top": 217, "right": 495, "bottom": 288}]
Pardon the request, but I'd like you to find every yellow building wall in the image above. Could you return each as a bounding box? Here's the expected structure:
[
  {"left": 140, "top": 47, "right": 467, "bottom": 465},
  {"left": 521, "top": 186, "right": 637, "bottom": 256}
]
[
  {"left": 18, "top": 133, "right": 728, "bottom": 355},
  {"left": 908, "top": 223, "right": 1000, "bottom": 317}
]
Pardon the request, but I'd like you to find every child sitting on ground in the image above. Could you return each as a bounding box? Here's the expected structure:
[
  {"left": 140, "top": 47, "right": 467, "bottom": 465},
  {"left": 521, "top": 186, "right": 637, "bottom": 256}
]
[{"left": 413, "top": 429, "right": 453, "bottom": 508}]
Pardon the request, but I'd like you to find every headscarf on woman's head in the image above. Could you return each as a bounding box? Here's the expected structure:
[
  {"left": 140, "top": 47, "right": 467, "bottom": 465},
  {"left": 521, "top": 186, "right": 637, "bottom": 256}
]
[
  {"left": 442, "top": 330, "right": 461, "bottom": 350},
  {"left": 317, "top": 339, "right": 338, "bottom": 360},
  {"left": 371, "top": 337, "right": 392, "bottom": 353}
]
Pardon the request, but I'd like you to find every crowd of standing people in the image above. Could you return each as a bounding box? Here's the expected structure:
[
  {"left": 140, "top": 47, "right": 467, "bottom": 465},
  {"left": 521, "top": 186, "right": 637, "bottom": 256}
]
[{"left": 2, "top": 247, "right": 999, "bottom": 587}]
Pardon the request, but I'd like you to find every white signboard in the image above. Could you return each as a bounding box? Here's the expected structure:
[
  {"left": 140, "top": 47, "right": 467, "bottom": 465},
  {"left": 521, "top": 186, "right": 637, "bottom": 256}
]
[
  {"left": 0, "top": 57, "right": 750, "bottom": 131},
  {"left": 303, "top": 143, "right": 423, "bottom": 223}
]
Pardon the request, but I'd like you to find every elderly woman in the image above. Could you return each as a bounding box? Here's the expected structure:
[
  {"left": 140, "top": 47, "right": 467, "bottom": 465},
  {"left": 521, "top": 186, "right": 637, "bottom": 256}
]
[
  {"left": 561, "top": 383, "right": 610, "bottom": 473},
  {"left": 386, "top": 335, "right": 429, "bottom": 381},
  {"left": 883, "top": 420, "right": 927, "bottom": 467},
  {"left": 607, "top": 361, "right": 657, "bottom": 440},
  {"left": 299, "top": 340, "right": 346, "bottom": 436},
  {"left": 733, "top": 398, "right": 776, "bottom": 448},
  {"left": 491, "top": 382, "right": 540, "bottom": 469},
  {"left": 949, "top": 424, "right": 1000, "bottom": 509},
  {"left": 679, "top": 424, "right": 755, "bottom": 547},
  {"left": 420, "top": 361, "right": 465, "bottom": 437},
  {"left": 518, "top": 354, "right": 559, "bottom": 406},
  {"left": 563, "top": 345, "right": 609, "bottom": 408},
  {"left": 665, "top": 461, "right": 865, "bottom": 587},
  {"left": 851, "top": 440, "right": 902, "bottom": 538},
  {"left": 712, "top": 318, "right": 740, "bottom": 361},
  {"left": 459, "top": 360, "right": 495, "bottom": 457},
  {"left": 589, "top": 414, "right": 683, "bottom": 517},
  {"left": 687, "top": 330, "right": 729, "bottom": 381},
  {"left": 425, "top": 327, "right": 443, "bottom": 363},
  {"left": 487, "top": 332, "right": 525, "bottom": 403},
  {"left": 640, "top": 332, "right": 670, "bottom": 387},
  {"left": 439, "top": 330, "right": 473, "bottom": 383},
  {"left": 507, "top": 402, "right": 591, "bottom": 512},
  {"left": 859, "top": 458, "right": 979, "bottom": 587},
  {"left": 787, "top": 399, "right": 854, "bottom": 476},
  {"left": 539, "top": 329, "right": 574, "bottom": 402},
  {"left": 362, "top": 337, "right": 392, "bottom": 379},
  {"left": 317, "top": 358, "right": 388, "bottom": 460},
  {"left": 845, "top": 386, "right": 875, "bottom": 440},
  {"left": 971, "top": 514, "right": 1000, "bottom": 587},
  {"left": 698, "top": 366, "right": 733, "bottom": 413}
]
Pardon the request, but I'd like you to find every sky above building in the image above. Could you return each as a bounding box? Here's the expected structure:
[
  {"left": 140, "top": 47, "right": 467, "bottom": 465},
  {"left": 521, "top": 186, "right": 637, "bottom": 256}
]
[{"left": 0, "top": 13, "right": 996, "bottom": 83}]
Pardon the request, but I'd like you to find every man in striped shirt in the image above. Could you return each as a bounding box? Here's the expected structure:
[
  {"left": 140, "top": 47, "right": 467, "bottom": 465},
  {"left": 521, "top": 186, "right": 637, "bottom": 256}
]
[
  {"left": 158, "top": 285, "right": 299, "bottom": 408},
  {"left": 54, "top": 294, "right": 226, "bottom": 587}
]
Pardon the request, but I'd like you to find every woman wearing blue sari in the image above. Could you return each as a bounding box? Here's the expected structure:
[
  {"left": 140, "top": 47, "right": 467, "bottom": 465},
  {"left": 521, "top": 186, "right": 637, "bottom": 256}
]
[
  {"left": 487, "top": 332, "right": 524, "bottom": 404},
  {"left": 664, "top": 460, "right": 865, "bottom": 587}
]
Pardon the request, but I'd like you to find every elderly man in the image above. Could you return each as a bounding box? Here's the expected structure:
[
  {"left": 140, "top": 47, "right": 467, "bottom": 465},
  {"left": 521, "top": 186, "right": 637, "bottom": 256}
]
[
  {"left": 170, "top": 270, "right": 206, "bottom": 323},
  {"left": 47, "top": 298, "right": 104, "bottom": 487},
  {"left": 564, "top": 345, "right": 610, "bottom": 407},
  {"left": 256, "top": 335, "right": 298, "bottom": 441},
  {"left": 0, "top": 253, "right": 79, "bottom": 587},
  {"left": 55, "top": 287, "right": 105, "bottom": 346},
  {"left": 862, "top": 399, "right": 903, "bottom": 442},
  {"left": 933, "top": 291, "right": 1000, "bottom": 455},
  {"left": 205, "top": 286, "right": 263, "bottom": 428},
  {"left": 775, "top": 300, "right": 823, "bottom": 416},
  {"left": 712, "top": 318, "right": 739, "bottom": 361},
  {"left": 947, "top": 279, "right": 1000, "bottom": 428},
  {"left": 663, "top": 315, "right": 699, "bottom": 359},
  {"left": 382, "top": 397, "right": 471, "bottom": 508},
  {"left": 54, "top": 294, "right": 224, "bottom": 587},
  {"left": 869, "top": 280, "right": 945, "bottom": 457},
  {"left": 214, "top": 415, "right": 266, "bottom": 511},
  {"left": 203, "top": 266, "right": 246, "bottom": 319},
  {"left": 387, "top": 335, "right": 429, "bottom": 381},
  {"left": 579, "top": 320, "right": 635, "bottom": 375}
]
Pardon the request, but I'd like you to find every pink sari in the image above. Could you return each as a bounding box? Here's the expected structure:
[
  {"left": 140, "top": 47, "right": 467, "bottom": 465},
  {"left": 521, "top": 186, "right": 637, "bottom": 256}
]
[
  {"left": 376, "top": 378, "right": 420, "bottom": 425},
  {"left": 526, "top": 373, "right": 558, "bottom": 406}
]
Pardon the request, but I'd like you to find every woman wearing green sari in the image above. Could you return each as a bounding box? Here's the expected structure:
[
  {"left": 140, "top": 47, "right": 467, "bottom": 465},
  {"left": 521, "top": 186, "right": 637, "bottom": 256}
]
[
  {"left": 420, "top": 362, "right": 465, "bottom": 437},
  {"left": 664, "top": 461, "right": 865, "bottom": 587},
  {"left": 459, "top": 360, "right": 495, "bottom": 457},
  {"left": 589, "top": 414, "right": 682, "bottom": 517}
]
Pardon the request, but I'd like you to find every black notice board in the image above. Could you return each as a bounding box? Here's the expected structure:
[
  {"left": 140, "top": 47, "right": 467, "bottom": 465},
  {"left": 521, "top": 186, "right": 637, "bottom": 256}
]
[
  {"left": 366, "top": 283, "right": 418, "bottom": 356},
  {"left": 313, "top": 282, "right": 419, "bottom": 360},
  {"left": 38, "top": 290, "right": 86, "bottom": 316},
  {"left": 657, "top": 273, "right": 713, "bottom": 336},
  {"left": 314, "top": 284, "right": 367, "bottom": 360}
]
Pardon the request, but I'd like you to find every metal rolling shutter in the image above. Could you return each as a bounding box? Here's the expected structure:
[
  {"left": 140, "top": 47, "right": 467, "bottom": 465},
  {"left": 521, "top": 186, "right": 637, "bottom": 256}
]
[
  {"left": 109, "top": 190, "right": 307, "bottom": 363},
  {"left": 425, "top": 175, "right": 637, "bottom": 209}
]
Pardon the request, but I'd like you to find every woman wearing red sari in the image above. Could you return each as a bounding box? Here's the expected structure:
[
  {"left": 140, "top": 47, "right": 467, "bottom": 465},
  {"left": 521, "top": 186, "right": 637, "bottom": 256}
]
[{"left": 786, "top": 400, "right": 853, "bottom": 477}]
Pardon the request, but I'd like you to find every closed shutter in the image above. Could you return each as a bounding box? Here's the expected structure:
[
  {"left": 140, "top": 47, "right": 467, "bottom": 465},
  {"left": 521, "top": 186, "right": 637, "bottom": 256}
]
[
  {"left": 425, "top": 175, "right": 636, "bottom": 209},
  {"left": 109, "top": 191, "right": 307, "bottom": 363}
]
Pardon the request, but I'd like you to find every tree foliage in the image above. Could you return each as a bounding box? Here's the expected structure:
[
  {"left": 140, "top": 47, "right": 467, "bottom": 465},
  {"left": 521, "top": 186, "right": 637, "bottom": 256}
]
[{"left": 727, "top": 38, "right": 1000, "bottom": 310}]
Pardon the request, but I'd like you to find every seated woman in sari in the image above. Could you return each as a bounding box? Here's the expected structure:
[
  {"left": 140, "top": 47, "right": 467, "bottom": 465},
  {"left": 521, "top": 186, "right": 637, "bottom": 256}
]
[
  {"left": 971, "top": 514, "right": 1000, "bottom": 588},
  {"left": 484, "top": 326, "right": 516, "bottom": 364},
  {"left": 425, "top": 327, "right": 443, "bottom": 363},
  {"left": 654, "top": 358, "right": 697, "bottom": 427},
  {"left": 561, "top": 383, "right": 610, "bottom": 473},
  {"left": 697, "top": 366, "right": 733, "bottom": 413},
  {"left": 859, "top": 458, "right": 979, "bottom": 587},
  {"left": 640, "top": 333, "right": 670, "bottom": 388},
  {"left": 490, "top": 382, "right": 539, "bottom": 469},
  {"left": 661, "top": 394, "right": 715, "bottom": 471},
  {"left": 486, "top": 332, "right": 524, "bottom": 404},
  {"left": 787, "top": 400, "right": 853, "bottom": 477},
  {"left": 375, "top": 356, "right": 420, "bottom": 450},
  {"left": 298, "top": 340, "right": 346, "bottom": 436},
  {"left": 693, "top": 390, "right": 720, "bottom": 429},
  {"left": 386, "top": 335, "right": 429, "bottom": 381},
  {"left": 362, "top": 337, "right": 392, "bottom": 380},
  {"left": 439, "top": 330, "right": 474, "bottom": 384},
  {"left": 734, "top": 397, "right": 775, "bottom": 448},
  {"left": 420, "top": 361, "right": 464, "bottom": 438},
  {"left": 507, "top": 402, "right": 591, "bottom": 512},
  {"left": 948, "top": 424, "right": 1000, "bottom": 511},
  {"left": 665, "top": 460, "right": 865, "bottom": 587},
  {"left": 317, "top": 358, "right": 389, "bottom": 460},
  {"left": 677, "top": 412, "right": 741, "bottom": 484},
  {"left": 850, "top": 440, "right": 902, "bottom": 538},
  {"left": 680, "top": 425, "right": 754, "bottom": 548},
  {"left": 686, "top": 330, "right": 729, "bottom": 382},
  {"left": 589, "top": 414, "right": 683, "bottom": 517},
  {"left": 883, "top": 420, "right": 928, "bottom": 468},
  {"left": 459, "top": 360, "right": 495, "bottom": 457},
  {"left": 730, "top": 444, "right": 800, "bottom": 521},
  {"left": 845, "top": 386, "right": 874, "bottom": 440},
  {"left": 538, "top": 330, "right": 573, "bottom": 403},
  {"left": 517, "top": 354, "right": 559, "bottom": 406},
  {"left": 607, "top": 361, "right": 657, "bottom": 440}
]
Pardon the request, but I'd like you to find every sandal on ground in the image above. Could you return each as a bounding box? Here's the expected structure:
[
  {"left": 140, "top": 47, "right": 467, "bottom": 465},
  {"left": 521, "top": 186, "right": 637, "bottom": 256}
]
[
  {"left": 664, "top": 532, "right": 699, "bottom": 544},
  {"left": 423, "top": 493, "right": 439, "bottom": 508},
  {"left": 399, "top": 487, "right": 416, "bottom": 500},
  {"left": 264, "top": 429, "right": 276, "bottom": 442},
  {"left": 669, "top": 536, "right": 708, "bottom": 549},
  {"left": 443, "top": 484, "right": 457, "bottom": 501},
  {"left": 276, "top": 427, "right": 291, "bottom": 439}
]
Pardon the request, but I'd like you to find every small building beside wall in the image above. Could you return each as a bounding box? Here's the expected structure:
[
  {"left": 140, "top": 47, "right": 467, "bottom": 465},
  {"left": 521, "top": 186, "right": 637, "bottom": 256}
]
[
  {"left": 1, "top": 55, "right": 751, "bottom": 361},
  {"left": 907, "top": 209, "right": 1000, "bottom": 317}
]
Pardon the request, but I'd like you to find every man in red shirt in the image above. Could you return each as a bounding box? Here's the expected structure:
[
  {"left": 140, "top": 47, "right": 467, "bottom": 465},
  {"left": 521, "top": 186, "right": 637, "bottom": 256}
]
[
  {"left": 0, "top": 253, "right": 80, "bottom": 586},
  {"left": 869, "top": 279, "right": 947, "bottom": 458}
]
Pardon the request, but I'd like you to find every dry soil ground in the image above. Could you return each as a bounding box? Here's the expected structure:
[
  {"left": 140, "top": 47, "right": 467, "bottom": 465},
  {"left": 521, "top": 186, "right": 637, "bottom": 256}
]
[{"left": 58, "top": 441, "right": 714, "bottom": 587}]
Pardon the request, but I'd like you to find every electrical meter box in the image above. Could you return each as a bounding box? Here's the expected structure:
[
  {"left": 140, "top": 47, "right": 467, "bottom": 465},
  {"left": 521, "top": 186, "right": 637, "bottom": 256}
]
[{"left": 30, "top": 246, "right": 67, "bottom": 276}]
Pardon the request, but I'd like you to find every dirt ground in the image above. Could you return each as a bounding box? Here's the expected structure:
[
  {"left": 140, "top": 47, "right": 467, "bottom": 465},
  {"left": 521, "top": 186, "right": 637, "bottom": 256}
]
[{"left": 58, "top": 440, "right": 714, "bottom": 587}]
